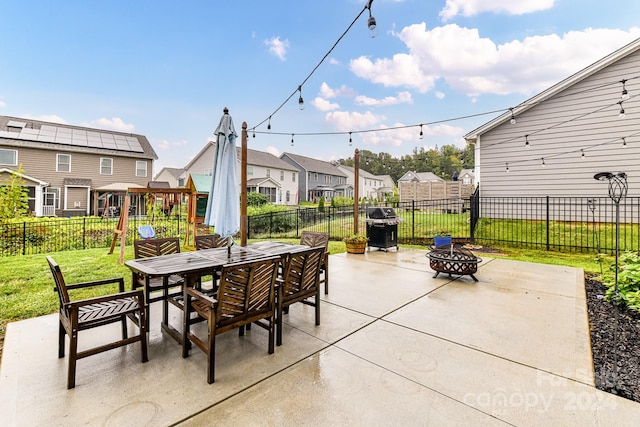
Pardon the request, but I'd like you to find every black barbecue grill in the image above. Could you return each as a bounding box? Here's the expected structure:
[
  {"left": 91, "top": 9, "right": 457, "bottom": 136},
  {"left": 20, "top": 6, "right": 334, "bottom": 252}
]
[{"left": 365, "top": 207, "right": 403, "bottom": 251}]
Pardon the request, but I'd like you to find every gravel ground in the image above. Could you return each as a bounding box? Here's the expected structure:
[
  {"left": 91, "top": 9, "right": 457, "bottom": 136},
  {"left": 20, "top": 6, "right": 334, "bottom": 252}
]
[{"left": 585, "top": 275, "right": 640, "bottom": 403}]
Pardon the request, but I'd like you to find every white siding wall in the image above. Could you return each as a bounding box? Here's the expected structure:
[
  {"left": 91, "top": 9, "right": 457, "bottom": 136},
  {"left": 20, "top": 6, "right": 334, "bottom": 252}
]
[{"left": 478, "top": 49, "right": 640, "bottom": 198}]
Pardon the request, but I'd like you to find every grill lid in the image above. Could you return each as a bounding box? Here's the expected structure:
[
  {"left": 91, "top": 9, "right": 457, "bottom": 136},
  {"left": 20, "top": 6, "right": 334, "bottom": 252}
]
[{"left": 367, "top": 207, "right": 397, "bottom": 219}]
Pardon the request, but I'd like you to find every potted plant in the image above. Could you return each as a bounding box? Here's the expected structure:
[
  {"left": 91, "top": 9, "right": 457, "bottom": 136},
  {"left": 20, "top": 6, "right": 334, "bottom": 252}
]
[
  {"left": 343, "top": 234, "right": 368, "bottom": 254},
  {"left": 433, "top": 230, "right": 452, "bottom": 247}
]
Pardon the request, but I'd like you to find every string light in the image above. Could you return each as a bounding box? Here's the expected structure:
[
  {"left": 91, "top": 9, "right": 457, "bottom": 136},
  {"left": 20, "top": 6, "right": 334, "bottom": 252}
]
[
  {"left": 366, "top": 0, "right": 377, "bottom": 38},
  {"left": 419, "top": 124, "right": 423, "bottom": 140},
  {"left": 267, "top": 116, "right": 271, "bottom": 130},
  {"left": 541, "top": 157, "right": 546, "bottom": 167},
  {"left": 618, "top": 101, "right": 625, "bottom": 119},
  {"left": 349, "top": 132, "right": 352, "bottom": 146},
  {"left": 581, "top": 149, "right": 585, "bottom": 159},
  {"left": 506, "top": 162, "right": 509, "bottom": 172},
  {"left": 509, "top": 108, "right": 517, "bottom": 124},
  {"left": 297, "top": 86, "right": 305, "bottom": 110},
  {"left": 525, "top": 134, "right": 529, "bottom": 148},
  {"left": 621, "top": 79, "right": 629, "bottom": 101},
  {"left": 252, "top": 129, "right": 256, "bottom": 138},
  {"left": 291, "top": 134, "right": 295, "bottom": 146},
  {"left": 622, "top": 137, "right": 627, "bottom": 147}
]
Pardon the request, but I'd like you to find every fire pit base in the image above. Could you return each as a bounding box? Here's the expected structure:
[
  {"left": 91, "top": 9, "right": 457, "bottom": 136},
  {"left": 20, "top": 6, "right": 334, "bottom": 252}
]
[{"left": 426, "top": 244, "right": 482, "bottom": 282}]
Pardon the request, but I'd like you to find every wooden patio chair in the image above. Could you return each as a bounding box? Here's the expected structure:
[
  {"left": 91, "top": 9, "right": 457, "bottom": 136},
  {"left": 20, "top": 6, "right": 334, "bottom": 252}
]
[
  {"left": 133, "top": 237, "right": 184, "bottom": 330},
  {"left": 194, "top": 233, "right": 228, "bottom": 250},
  {"left": 300, "top": 231, "right": 330, "bottom": 294},
  {"left": 276, "top": 246, "right": 324, "bottom": 346},
  {"left": 47, "top": 256, "right": 148, "bottom": 389},
  {"left": 182, "top": 256, "right": 280, "bottom": 384}
]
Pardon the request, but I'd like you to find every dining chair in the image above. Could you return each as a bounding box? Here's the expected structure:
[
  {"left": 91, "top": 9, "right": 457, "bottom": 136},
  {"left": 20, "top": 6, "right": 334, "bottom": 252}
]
[
  {"left": 300, "top": 231, "right": 330, "bottom": 294},
  {"left": 133, "top": 237, "right": 184, "bottom": 330},
  {"left": 47, "top": 256, "right": 148, "bottom": 389},
  {"left": 276, "top": 246, "right": 324, "bottom": 346},
  {"left": 182, "top": 256, "right": 280, "bottom": 384},
  {"left": 194, "top": 233, "right": 228, "bottom": 250}
]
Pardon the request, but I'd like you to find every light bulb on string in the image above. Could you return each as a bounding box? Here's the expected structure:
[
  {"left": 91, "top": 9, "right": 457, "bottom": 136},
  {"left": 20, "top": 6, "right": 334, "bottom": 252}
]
[
  {"left": 252, "top": 129, "right": 256, "bottom": 138},
  {"left": 581, "top": 149, "right": 585, "bottom": 159},
  {"left": 541, "top": 158, "right": 546, "bottom": 167},
  {"left": 349, "top": 132, "right": 352, "bottom": 146},
  {"left": 291, "top": 134, "right": 294, "bottom": 146},
  {"left": 506, "top": 162, "right": 509, "bottom": 172},
  {"left": 297, "top": 86, "right": 305, "bottom": 110},
  {"left": 267, "top": 116, "right": 271, "bottom": 130},
  {"left": 509, "top": 108, "right": 516, "bottom": 124},
  {"left": 525, "top": 134, "right": 529, "bottom": 148},
  {"left": 419, "top": 124, "right": 423, "bottom": 140},
  {"left": 366, "top": 1, "right": 377, "bottom": 38},
  {"left": 623, "top": 137, "right": 627, "bottom": 147},
  {"left": 618, "top": 101, "right": 626, "bottom": 119},
  {"left": 621, "top": 79, "right": 630, "bottom": 101}
]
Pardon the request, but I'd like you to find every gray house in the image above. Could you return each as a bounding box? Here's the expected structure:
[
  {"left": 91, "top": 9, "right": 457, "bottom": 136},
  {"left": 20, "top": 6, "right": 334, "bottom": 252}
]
[
  {"left": 0, "top": 115, "right": 157, "bottom": 217},
  {"left": 465, "top": 37, "right": 640, "bottom": 198},
  {"left": 280, "top": 152, "right": 350, "bottom": 202},
  {"left": 154, "top": 167, "right": 186, "bottom": 188}
]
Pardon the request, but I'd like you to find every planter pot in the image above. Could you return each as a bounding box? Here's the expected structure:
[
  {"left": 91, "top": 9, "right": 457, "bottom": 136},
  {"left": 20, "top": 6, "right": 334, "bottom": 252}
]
[
  {"left": 433, "top": 236, "right": 452, "bottom": 247},
  {"left": 345, "top": 241, "right": 367, "bottom": 254}
]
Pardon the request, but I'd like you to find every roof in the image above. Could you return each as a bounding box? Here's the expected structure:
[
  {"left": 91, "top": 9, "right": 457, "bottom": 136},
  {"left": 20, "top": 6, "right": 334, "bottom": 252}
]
[
  {"left": 0, "top": 167, "right": 48, "bottom": 186},
  {"left": 398, "top": 171, "right": 444, "bottom": 182},
  {"left": 186, "top": 173, "right": 211, "bottom": 194},
  {"left": 459, "top": 169, "right": 475, "bottom": 177},
  {"left": 336, "top": 165, "right": 376, "bottom": 179},
  {"left": 246, "top": 177, "right": 281, "bottom": 187},
  {"left": 155, "top": 167, "right": 185, "bottom": 180},
  {"left": 93, "top": 182, "right": 145, "bottom": 192},
  {"left": 0, "top": 115, "right": 158, "bottom": 160},
  {"left": 184, "top": 141, "right": 297, "bottom": 171},
  {"left": 465, "top": 37, "right": 640, "bottom": 140},
  {"left": 147, "top": 181, "right": 171, "bottom": 188},
  {"left": 281, "top": 152, "right": 347, "bottom": 177}
]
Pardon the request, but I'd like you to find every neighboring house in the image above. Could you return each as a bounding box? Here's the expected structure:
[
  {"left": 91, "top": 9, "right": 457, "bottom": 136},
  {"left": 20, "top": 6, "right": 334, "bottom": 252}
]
[
  {"left": 183, "top": 143, "right": 299, "bottom": 205},
  {"left": 154, "top": 167, "right": 186, "bottom": 188},
  {"left": 372, "top": 174, "right": 395, "bottom": 200},
  {"left": 0, "top": 115, "right": 157, "bottom": 217},
  {"left": 464, "top": 37, "right": 640, "bottom": 198},
  {"left": 458, "top": 169, "right": 475, "bottom": 186},
  {"left": 335, "top": 165, "right": 389, "bottom": 200},
  {"left": 280, "top": 152, "right": 350, "bottom": 202}
]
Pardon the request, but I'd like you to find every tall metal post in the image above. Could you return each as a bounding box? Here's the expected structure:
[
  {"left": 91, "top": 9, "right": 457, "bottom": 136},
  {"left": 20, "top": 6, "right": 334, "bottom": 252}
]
[
  {"left": 354, "top": 149, "right": 360, "bottom": 235},
  {"left": 241, "top": 121, "right": 248, "bottom": 246}
]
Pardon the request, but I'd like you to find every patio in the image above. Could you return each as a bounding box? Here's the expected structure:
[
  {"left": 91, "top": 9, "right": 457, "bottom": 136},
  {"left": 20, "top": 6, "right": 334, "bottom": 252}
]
[{"left": 2, "top": 248, "right": 639, "bottom": 426}]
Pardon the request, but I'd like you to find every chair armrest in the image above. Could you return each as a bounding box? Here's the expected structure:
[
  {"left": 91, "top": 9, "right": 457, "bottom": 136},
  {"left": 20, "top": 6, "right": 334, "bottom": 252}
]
[
  {"left": 65, "top": 289, "right": 145, "bottom": 310},
  {"left": 65, "top": 277, "right": 126, "bottom": 293},
  {"left": 186, "top": 287, "right": 217, "bottom": 308}
]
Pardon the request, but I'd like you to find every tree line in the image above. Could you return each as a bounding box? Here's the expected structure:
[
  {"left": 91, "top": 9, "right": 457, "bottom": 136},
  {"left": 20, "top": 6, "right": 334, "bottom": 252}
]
[{"left": 335, "top": 144, "right": 474, "bottom": 183}]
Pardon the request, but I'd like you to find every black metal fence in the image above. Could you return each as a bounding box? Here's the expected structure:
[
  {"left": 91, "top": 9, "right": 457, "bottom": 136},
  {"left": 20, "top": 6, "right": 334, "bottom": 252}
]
[{"left": 2, "top": 195, "right": 638, "bottom": 256}]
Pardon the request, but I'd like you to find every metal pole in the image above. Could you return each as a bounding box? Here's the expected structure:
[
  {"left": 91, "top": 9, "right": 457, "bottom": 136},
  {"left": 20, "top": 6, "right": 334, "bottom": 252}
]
[
  {"left": 354, "top": 149, "right": 360, "bottom": 235},
  {"left": 241, "top": 121, "right": 248, "bottom": 246}
]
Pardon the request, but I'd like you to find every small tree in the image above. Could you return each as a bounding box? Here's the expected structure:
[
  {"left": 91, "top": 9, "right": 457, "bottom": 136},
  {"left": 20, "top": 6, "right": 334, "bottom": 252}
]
[
  {"left": 0, "top": 164, "right": 30, "bottom": 220},
  {"left": 318, "top": 196, "right": 325, "bottom": 213}
]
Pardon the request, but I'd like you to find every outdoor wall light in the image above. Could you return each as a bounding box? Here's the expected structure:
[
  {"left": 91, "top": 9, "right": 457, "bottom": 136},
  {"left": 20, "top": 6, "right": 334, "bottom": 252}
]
[
  {"left": 297, "top": 86, "right": 305, "bottom": 110},
  {"left": 621, "top": 79, "right": 629, "bottom": 101},
  {"left": 618, "top": 101, "right": 625, "bottom": 119},
  {"left": 366, "top": 0, "right": 377, "bottom": 38}
]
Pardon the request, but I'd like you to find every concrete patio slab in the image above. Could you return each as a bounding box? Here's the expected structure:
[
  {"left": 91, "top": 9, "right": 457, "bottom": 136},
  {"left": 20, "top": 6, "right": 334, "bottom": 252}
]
[{"left": 2, "top": 248, "right": 639, "bottom": 426}]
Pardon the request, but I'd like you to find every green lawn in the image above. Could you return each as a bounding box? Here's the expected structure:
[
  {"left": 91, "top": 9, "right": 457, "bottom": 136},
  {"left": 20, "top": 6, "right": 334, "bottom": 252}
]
[{"left": 0, "top": 240, "right": 606, "bottom": 356}]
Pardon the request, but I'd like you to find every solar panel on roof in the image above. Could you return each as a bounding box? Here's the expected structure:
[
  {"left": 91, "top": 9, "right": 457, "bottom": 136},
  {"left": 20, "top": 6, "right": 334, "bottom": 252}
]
[{"left": 6, "top": 121, "right": 26, "bottom": 128}]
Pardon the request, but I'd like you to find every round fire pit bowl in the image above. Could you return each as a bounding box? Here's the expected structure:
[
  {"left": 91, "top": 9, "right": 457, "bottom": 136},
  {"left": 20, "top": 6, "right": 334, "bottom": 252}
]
[{"left": 426, "top": 243, "right": 482, "bottom": 281}]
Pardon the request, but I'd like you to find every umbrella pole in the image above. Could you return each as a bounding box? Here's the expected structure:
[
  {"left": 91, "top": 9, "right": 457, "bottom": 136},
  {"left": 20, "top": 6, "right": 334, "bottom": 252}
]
[{"left": 241, "top": 121, "right": 248, "bottom": 246}]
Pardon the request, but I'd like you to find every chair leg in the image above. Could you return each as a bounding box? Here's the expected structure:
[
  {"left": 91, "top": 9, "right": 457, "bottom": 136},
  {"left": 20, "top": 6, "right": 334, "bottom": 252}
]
[
  {"left": 276, "top": 300, "right": 284, "bottom": 346},
  {"left": 139, "top": 306, "right": 149, "bottom": 363},
  {"left": 182, "top": 291, "right": 192, "bottom": 358},
  {"left": 207, "top": 314, "right": 216, "bottom": 384},
  {"left": 121, "top": 315, "right": 128, "bottom": 339},
  {"left": 323, "top": 264, "right": 329, "bottom": 295},
  {"left": 58, "top": 321, "right": 65, "bottom": 358},
  {"left": 315, "top": 291, "right": 321, "bottom": 326},
  {"left": 67, "top": 328, "right": 78, "bottom": 389}
]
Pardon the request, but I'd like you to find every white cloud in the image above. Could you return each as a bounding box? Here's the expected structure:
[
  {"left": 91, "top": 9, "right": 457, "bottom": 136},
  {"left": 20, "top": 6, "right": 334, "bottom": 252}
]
[
  {"left": 329, "top": 58, "right": 340, "bottom": 65},
  {"left": 318, "top": 82, "right": 354, "bottom": 99},
  {"left": 354, "top": 91, "right": 413, "bottom": 107},
  {"left": 265, "top": 146, "right": 280, "bottom": 157},
  {"left": 311, "top": 97, "right": 340, "bottom": 111},
  {"left": 439, "top": 0, "right": 554, "bottom": 21},
  {"left": 155, "top": 139, "right": 188, "bottom": 150},
  {"left": 324, "top": 110, "right": 383, "bottom": 132},
  {"left": 435, "top": 91, "right": 445, "bottom": 99},
  {"left": 352, "top": 23, "right": 640, "bottom": 97},
  {"left": 22, "top": 114, "right": 67, "bottom": 124},
  {"left": 265, "top": 36, "right": 289, "bottom": 61},
  {"left": 85, "top": 117, "right": 135, "bottom": 132},
  {"left": 0, "top": 100, "right": 6, "bottom": 108}
]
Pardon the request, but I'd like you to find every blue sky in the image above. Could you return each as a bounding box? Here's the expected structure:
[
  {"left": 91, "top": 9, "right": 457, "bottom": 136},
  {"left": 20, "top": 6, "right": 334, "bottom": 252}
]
[{"left": 2, "top": 0, "right": 639, "bottom": 177}]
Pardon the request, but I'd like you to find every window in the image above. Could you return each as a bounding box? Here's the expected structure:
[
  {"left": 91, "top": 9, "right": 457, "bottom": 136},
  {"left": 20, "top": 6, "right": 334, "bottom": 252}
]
[
  {"left": 286, "top": 190, "right": 290, "bottom": 202},
  {"left": 292, "top": 172, "right": 296, "bottom": 182},
  {"left": 266, "top": 168, "right": 271, "bottom": 178},
  {"left": 204, "top": 168, "right": 213, "bottom": 176},
  {"left": 0, "top": 149, "right": 17, "bottom": 166},
  {"left": 247, "top": 166, "right": 254, "bottom": 176},
  {"left": 325, "top": 175, "right": 331, "bottom": 183},
  {"left": 314, "top": 173, "right": 318, "bottom": 181},
  {"left": 136, "top": 161, "right": 147, "bottom": 177},
  {"left": 280, "top": 170, "right": 284, "bottom": 181},
  {"left": 44, "top": 187, "right": 61, "bottom": 209},
  {"left": 177, "top": 177, "right": 185, "bottom": 187},
  {"left": 100, "top": 158, "right": 113, "bottom": 175},
  {"left": 57, "top": 154, "right": 71, "bottom": 172}
]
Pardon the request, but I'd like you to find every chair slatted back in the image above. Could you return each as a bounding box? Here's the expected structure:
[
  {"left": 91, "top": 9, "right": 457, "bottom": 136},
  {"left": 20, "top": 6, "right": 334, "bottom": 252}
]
[
  {"left": 47, "top": 256, "right": 71, "bottom": 309},
  {"left": 134, "top": 237, "right": 181, "bottom": 259},
  {"left": 215, "top": 256, "right": 279, "bottom": 328},
  {"left": 195, "top": 234, "right": 228, "bottom": 250},
  {"left": 281, "top": 246, "right": 324, "bottom": 301},
  {"left": 300, "top": 231, "right": 329, "bottom": 251}
]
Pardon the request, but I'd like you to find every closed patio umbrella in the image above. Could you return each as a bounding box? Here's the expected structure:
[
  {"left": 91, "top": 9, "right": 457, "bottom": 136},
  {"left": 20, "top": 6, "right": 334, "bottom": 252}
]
[{"left": 204, "top": 108, "right": 240, "bottom": 254}]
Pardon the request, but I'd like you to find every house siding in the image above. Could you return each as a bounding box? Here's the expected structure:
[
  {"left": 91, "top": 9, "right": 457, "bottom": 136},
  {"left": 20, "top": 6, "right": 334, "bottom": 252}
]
[{"left": 475, "top": 46, "right": 640, "bottom": 198}]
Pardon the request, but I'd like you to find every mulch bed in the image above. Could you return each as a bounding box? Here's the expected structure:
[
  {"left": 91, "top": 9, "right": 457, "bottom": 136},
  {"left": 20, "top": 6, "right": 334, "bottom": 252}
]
[{"left": 585, "top": 275, "right": 640, "bottom": 403}]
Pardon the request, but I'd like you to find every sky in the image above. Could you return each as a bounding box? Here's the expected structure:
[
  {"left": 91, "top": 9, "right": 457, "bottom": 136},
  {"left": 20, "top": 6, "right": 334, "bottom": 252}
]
[{"left": 2, "top": 0, "right": 640, "bottom": 177}]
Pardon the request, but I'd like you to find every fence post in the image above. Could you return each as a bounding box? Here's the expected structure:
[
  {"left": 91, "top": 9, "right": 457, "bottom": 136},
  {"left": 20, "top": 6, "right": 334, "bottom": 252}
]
[
  {"left": 22, "top": 221, "right": 26, "bottom": 256},
  {"left": 546, "top": 196, "right": 550, "bottom": 251},
  {"left": 269, "top": 211, "right": 273, "bottom": 238},
  {"left": 327, "top": 206, "right": 331, "bottom": 238},
  {"left": 83, "top": 217, "right": 86, "bottom": 249},
  {"left": 411, "top": 200, "right": 416, "bottom": 243}
]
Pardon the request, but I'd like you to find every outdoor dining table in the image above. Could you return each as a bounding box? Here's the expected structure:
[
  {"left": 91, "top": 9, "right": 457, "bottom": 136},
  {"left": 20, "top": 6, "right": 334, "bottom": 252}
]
[{"left": 124, "top": 241, "right": 310, "bottom": 343}]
